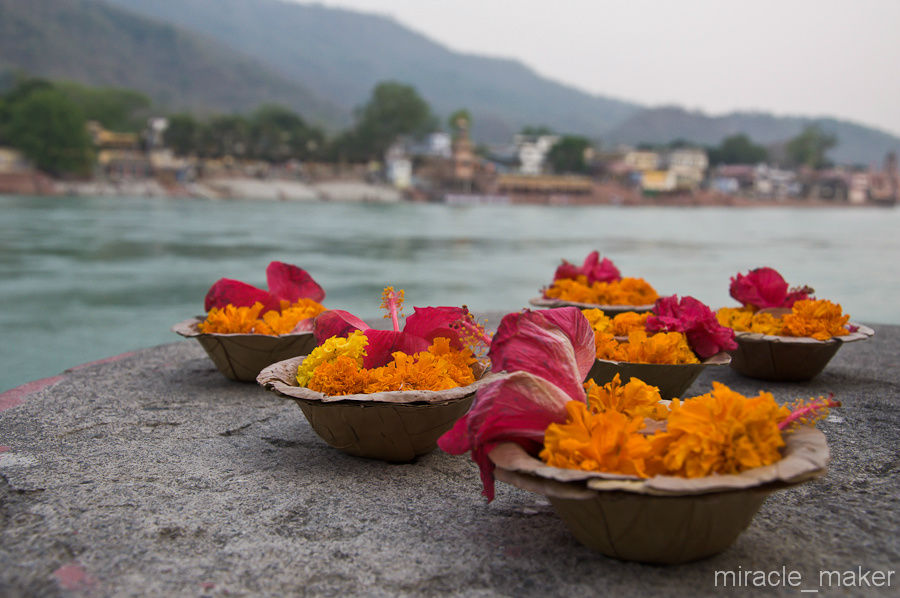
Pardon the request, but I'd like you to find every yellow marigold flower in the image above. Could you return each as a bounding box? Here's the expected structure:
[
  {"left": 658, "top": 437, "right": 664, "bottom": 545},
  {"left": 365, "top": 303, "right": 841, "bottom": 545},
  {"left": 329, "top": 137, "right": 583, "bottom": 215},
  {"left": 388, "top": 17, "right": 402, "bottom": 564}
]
[
  {"left": 541, "top": 401, "right": 657, "bottom": 478},
  {"left": 262, "top": 298, "right": 326, "bottom": 335},
  {"left": 716, "top": 306, "right": 754, "bottom": 331},
  {"left": 585, "top": 373, "right": 668, "bottom": 420},
  {"left": 199, "top": 302, "right": 266, "bottom": 334},
  {"left": 649, "top": 383, "right": 791, "bottom": 478},
  {"left": 297, "top": 330, "right": 368, "bottom": 387},
  {"left": 610, "top": 311, "right": 649, "bottom": 336},
  {"left": 581, "top": 308, "right": 611, "bottom": 333},
  {"left": 781, "top": 299, "right": 851, "bottom": 340}
]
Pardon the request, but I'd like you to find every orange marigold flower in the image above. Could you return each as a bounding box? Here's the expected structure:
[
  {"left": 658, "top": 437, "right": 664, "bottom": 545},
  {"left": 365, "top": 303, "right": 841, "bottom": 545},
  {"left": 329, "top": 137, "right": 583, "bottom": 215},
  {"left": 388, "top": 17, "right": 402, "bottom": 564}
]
[
  {"left": 610, "top": 311, "right": 649, "bottom": 336},
  {"left": 649, "top": 383, "right": 791, "bottom": 478},
  {"left": 305, "top": 336, "right": 477, "bottom": 395},
  {"left": 781, "top": 299, "right": 851, "bottom": 340},
  {"left": 584, "top": 373, "right": 668, "bottom": 420},
  {"left": 540, "top": 401, "right": 658, "bottom": 478},
  {"left": 307, "top": 354, "right": 368, "bottom": 395},
  {"left": 594, "top": 331, "right": 629, "bottom": 361},
  {"left": 199, "top": 299, "right": 325, "bottom": 335},
  {"left": 546, "top": 277, "right": 659, "bottom": 305},
  {"left": 623, "top": 331, "right": 699, "bottom": 364},
  {"left": 199, "top": 302, "right": 266, "bottom": 334}
]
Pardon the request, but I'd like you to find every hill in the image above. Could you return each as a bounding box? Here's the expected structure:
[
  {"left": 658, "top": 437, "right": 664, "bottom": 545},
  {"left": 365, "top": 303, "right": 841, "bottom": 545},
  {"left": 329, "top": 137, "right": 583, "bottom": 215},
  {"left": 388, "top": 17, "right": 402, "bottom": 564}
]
[
  {"left": 606, "top": 106, "right": 900, "bottom": 165},
  {"left": 103, "top": 0, "right": 641, "bottom": 141},
  {"left": 0, "top": 0, "right": 342, "bottom": 125}
]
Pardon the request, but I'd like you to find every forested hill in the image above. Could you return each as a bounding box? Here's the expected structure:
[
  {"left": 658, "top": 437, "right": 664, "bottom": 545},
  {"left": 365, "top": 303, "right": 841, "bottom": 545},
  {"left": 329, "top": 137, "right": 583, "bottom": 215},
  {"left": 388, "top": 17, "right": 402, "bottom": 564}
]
[
  {"left": 103, "top": 0, "right": 641, "bottom": 141},
  {"left": 2, "top": 0, "right": 898, "bottom": 163},
  {"left": 0, "top": 0, "right": 343, "bottom": 125}
]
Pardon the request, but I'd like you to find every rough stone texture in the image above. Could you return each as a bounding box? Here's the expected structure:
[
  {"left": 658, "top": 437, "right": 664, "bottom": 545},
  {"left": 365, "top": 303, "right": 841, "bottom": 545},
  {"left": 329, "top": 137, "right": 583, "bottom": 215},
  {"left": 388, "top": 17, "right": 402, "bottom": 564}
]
[{"left": 1, "top": 323, "right": 898, "bottom": 597}]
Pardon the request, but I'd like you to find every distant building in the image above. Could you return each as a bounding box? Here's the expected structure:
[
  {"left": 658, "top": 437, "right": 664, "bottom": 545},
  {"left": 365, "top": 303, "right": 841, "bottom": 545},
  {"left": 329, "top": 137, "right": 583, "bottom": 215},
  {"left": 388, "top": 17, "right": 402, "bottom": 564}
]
[
  {"left": 0, "top": 147, "right": 29, "bottom": 174},
  {"left": 514, "top": 134, "right": 559, "bottom": 175},
  {"left": 623, "top": 150, "right": 660, "bottom": 172},
  {"left": 667, "top": 148, "right": 708, "bottom": 189}
]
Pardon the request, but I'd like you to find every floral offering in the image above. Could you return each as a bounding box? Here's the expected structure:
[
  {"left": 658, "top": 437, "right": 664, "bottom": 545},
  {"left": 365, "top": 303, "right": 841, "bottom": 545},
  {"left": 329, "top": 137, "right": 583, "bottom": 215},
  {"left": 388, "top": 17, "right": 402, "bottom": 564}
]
[
  {"left": 584, "top": 296, "right": 737, "bottom": 365},
  {"left": 542, "top": 251, "right": 659, "bottom": 306},
  {"left": 717, "top": 267, "right": 856, "bottom": 340},
  {"left": 199, "top": 261, "right": 326, "bottom": 335},
  {"left": 542, "top": 375, "right": 837, "bottom": 479},
  {"left": 439, "top": 305, "right": 834, "bottom": 499},
  {"left": 295, "top": 288, "right": 490, "bottom": 396}
]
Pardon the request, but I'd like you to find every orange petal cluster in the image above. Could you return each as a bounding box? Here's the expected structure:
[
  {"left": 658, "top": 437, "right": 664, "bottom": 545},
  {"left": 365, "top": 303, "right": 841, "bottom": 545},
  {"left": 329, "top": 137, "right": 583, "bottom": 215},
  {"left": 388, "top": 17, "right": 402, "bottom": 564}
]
[
  {"left": 541, "top": 380, "right": 796, "bottom": 479},
  {"left": 585, "top": 374, "right": 668, "bottom": 420},
  {"left": 545, "top": 276, "right": 659, "bottom": 306},
  {"left": 717, "top": 299, "right": 852, "bottom": 341},
  {"left": 306, "top": 337, "right": 477, "bottom": 396},
  {"left": 582, "top": 309, "right": 649, "bottom": 336},
  {"left": 199, "top": 298, "right": 326, "bottom": 335},
  {"left": 594, "top": 330, "right": 700, "bottom": 364}
]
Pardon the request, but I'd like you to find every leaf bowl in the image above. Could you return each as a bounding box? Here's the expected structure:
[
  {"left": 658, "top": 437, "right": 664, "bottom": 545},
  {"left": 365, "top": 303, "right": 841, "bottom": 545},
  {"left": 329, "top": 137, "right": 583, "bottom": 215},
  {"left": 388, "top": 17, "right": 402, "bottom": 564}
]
[
  {"left": 489, "top": 425, "right": 828, "bottom": 564},
  {"left": 585, "top": 352, "right": 732, "bottom": 399},
  {"left": 728, "top": 324, "right": 874, "bottom": 381},
  {"left": 172, "top": 317, "right": 318, "bottom": 382},
  {"left": 258, "top": 356, "right": 499, "bottom": 462},
  {"left": 529, "top": 296, "right": 654, "bottom": 316}
]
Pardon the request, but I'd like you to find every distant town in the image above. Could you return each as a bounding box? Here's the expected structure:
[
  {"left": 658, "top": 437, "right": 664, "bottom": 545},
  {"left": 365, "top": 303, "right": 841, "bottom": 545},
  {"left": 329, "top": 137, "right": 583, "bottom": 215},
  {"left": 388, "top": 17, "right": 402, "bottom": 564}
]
[{"left": 0, "top": 76, "right": 897, "bottom": 207}]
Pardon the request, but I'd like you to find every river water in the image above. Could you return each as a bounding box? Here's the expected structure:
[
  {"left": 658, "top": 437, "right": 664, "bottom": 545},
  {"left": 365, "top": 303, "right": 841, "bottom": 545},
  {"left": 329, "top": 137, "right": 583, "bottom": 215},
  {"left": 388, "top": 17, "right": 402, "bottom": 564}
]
[{"left": 2, "top": 194, "right": 898, "bottom": 392}]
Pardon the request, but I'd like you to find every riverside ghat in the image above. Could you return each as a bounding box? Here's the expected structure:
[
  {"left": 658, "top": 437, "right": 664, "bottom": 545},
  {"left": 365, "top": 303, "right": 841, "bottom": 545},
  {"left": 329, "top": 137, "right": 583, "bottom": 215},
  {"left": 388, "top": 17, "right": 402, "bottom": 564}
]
[{"left": 1, "top": 264, "right": 898, "bottom": 596}]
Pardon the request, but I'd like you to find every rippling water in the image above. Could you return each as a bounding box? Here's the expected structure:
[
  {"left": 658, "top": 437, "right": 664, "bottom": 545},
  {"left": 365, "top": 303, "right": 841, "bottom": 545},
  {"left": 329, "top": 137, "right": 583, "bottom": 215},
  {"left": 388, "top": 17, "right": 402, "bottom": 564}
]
[{"left": 2, "top": 194, "right": 898, "bottom": 391}]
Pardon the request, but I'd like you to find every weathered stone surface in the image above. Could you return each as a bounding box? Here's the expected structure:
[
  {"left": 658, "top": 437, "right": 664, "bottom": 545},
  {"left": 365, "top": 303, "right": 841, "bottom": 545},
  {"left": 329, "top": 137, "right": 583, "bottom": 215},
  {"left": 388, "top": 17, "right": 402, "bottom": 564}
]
[{"left": 1, "top": 323, "right": 898, "bottom": 597}]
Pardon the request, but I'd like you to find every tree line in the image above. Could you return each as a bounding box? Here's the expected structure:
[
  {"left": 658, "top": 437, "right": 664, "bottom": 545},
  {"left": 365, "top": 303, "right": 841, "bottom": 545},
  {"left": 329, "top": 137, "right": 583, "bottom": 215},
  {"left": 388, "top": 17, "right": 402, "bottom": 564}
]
[{"left": 0, "top": 73, "right": 838, "bottom": 177}]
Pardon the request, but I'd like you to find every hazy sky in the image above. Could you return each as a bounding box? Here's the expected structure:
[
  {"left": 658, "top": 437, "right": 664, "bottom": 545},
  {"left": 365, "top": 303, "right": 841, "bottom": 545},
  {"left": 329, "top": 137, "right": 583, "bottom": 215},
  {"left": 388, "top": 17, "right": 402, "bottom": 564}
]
[{"left": 295, "top": 0, "right": 900, "bottom": 136}]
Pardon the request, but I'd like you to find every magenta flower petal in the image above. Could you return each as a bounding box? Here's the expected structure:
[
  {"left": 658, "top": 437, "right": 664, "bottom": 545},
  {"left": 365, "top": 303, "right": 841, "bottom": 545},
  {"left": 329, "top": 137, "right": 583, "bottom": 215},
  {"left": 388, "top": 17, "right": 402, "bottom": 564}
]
[
  {"left": 438, "top": 370, "right": 573, "bottom": 500},
  {"left": 552, "top": 251, "right": 621, "bottom": 284},
  {"left": 313, "top": 309, "right": 370, "bottom": 345},
  {"left": 266, "top": 261, "right": 326, "bottom": 303},
  {"left": 403, "top": 306, "right": 467, "bottom": 348},
  {"left": 488, "top": 308, "right": 595, "bottom": 402},
  {"left": 729, "top": 267, "right": 786, "bottom": 309},
  {"left": 362, "top": 329, "right": 431, "bottom": 368},
  {"left": 647, "top": 295, "right": 736, "bottom": 358},
  {"left": 203, "top": 278, "right": 280, "bottom": 313}
]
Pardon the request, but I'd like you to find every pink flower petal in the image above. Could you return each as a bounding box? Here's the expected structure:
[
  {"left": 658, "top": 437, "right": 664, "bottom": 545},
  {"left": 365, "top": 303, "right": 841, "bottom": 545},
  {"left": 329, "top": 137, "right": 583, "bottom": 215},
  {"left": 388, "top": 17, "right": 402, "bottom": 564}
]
[
  {"left": 266, "top": 261, "right": 326, "bottom": 303},
  {"left": 438, "top": 370, "right": 574, "bottom": 500},
  {"left": 362, "top": 329, "right": 430, "bottom": 368},
  {"left": 488, "top": 308, "right": 595, "bottom": 402},
  {"left": 552, "top": 251, "right": 621, "bottom": 284},
  {"left": 203, "top": 278, "right": 280, "bottom": 313},
  {"left": 403, "top": 306, "right": 467, "bottom": 348},
  {"left": 647, "top": 295, "right": 736, "bottom": 358},
  {"left": 313, "top": 309, "right": 370, "bottom": 345}
]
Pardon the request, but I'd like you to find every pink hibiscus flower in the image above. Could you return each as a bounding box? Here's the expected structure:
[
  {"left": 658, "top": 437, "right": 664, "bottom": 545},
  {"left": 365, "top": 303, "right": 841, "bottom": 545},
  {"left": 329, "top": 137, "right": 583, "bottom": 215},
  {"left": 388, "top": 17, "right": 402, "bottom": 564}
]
[
  {"left": 729, "top": 267, "right": 813, "bottom": 309},
  {"left": 204, "top": 261, "right": 325, "bottom": 314},
  {"left": 646, "top": 295, "right": 737, "bottom": 358},
  {"left": 553, "top": 250, "right": 621, "bottom": 284}
]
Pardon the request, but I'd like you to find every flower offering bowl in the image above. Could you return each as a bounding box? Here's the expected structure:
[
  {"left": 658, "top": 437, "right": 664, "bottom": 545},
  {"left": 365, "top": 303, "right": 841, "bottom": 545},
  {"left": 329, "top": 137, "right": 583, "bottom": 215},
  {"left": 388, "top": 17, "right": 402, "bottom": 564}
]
[
  {"left": 529, "top": 297, "right": 654, "bottom": 316},
  {"left": 728, "top": 324, "right": 874, "bottom": 382},
  {"left": 172, "top": 317, "right": 318, "bottom": 382},
  {"left": 258, "top": 356, "right": 499, "bottom": 462},
  {"left": 489, "top": 425, "right": 828, "bottom": 564},
  {"left": 585, "top": 353, "right": 732, "bottom": 400}
]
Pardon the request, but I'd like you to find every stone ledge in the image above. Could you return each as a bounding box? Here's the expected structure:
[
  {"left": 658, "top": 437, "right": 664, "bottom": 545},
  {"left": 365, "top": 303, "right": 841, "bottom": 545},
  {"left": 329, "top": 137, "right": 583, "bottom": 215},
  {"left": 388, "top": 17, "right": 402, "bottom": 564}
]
[{"left": 1, "top": 324, "right": 897, "bottom": 596}]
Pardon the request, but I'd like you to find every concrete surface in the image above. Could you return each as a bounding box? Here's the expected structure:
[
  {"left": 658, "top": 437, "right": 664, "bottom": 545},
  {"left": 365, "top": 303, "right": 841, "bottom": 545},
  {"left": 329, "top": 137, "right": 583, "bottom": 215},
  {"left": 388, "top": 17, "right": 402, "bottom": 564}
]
[{"left": 1, "top": 322, "right": 897, "bottom": 597}]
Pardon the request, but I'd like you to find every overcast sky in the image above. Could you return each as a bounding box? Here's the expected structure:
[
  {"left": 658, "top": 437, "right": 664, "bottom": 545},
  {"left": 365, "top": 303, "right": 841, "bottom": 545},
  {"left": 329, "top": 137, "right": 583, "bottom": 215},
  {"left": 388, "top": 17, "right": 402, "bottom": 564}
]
[{"left": 295, "top": 0, "right": 900, "bottom": 136}]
